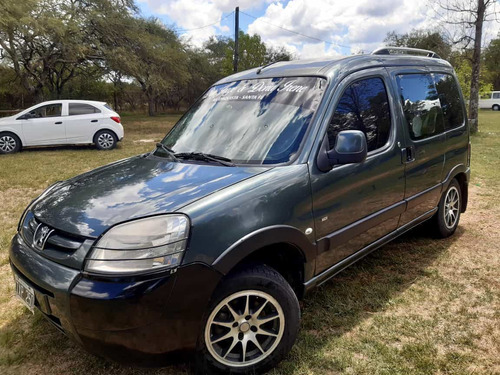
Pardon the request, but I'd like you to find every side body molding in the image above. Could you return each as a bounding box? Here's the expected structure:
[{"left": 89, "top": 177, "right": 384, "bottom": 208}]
[{"left": 212, "top": 225, "right": 317, "bottom": 281}]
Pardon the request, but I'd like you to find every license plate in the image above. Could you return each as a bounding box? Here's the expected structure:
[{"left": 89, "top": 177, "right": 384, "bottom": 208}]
[{"left": 15, "top": 275, "right": 35, "bottom": 314}]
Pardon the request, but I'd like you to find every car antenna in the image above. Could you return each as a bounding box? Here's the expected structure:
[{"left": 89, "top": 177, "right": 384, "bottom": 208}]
[{"left": 256, "top": 60, "right": 282, "bottom": 75}]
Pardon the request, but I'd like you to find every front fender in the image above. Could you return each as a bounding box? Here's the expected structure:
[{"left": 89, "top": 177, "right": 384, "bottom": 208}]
[
  {"left": 0, "top": 125, "right": 24, "bottom": 144},
  {"left": 212, "top": 225, "right": 316, "bottom": 281}
]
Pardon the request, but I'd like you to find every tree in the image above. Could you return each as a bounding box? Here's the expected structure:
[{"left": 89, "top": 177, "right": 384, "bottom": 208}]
[
  {"left": 265, "top": 45, "right": 293, "bottom": 65},
  {"left": 454, "top": 56, "right": 493, "bottom": 99},
  {"left": 0, "top": 0, "right": 136, "bottom": 100},
  {"left": 0, "top": 3, "right": 294, "bottom": 113},
  {"left": 438, "top": 0, "right": 499, "bottom": 133},
  {"left": 483, "top": 35, "right": 500, "bottom": 90},
  {"left": 106, "top": 18, "right": 190, "bottom": 116},
  {"left": 204, "top": 36, "right": 234, "bottom": 77},
  {"left": 384, "top": 29, "right": 452, "bottom": 60},
  {"left": 204, "top": 32, "right": 293, "bottom": 77}
]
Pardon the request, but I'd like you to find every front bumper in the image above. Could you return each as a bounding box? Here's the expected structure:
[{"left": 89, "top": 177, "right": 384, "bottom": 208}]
[{"left": 9, "top": 234, "right": 222, "bottom": 364}]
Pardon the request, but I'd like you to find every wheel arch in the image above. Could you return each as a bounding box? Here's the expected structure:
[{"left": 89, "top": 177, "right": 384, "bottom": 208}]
[
  {"left": 454, "top": 172, "right": 468, "bottom": 213},
  {"left": 443, "top": 164, "right": 469, "bottom": 213},
  {"left": 211, "top": 226, "right": 317, "bottom": 299},
  {"left": 93, "top": 128, "right": 118, "bottom": 143},
  {"left": 0, "top": 130, "right": 23, "bottom": 148}
]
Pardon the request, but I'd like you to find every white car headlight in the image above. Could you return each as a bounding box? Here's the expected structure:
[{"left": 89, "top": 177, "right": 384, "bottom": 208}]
[{"left": 85, "top": 215, "right": 189, "bottom": 275}]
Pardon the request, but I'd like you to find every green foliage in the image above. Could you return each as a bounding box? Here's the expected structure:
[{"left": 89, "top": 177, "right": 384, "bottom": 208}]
[
  {"left": 0, "top": 0, "right": 137, "bottom": 100},
  {"left": 0, "top": 1, "right": 292, "bottom": 115},
  {"left": 384, "top": 29, "right": 452, "bottom": 60},
  {"left": 454, "top": 57, "right": 493, "bottom": 100},
  {"left": 105, "top": 17, "right": 190, "bottom": 115},
  {"left": 204, "top": 32, "right": 293, "bottom": 77},
  {"left": 483, "top": 35, "right": 500, "bottom": 90}
]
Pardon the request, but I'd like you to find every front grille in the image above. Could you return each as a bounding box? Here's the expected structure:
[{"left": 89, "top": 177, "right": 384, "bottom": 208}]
[
  {"left": 21, "top": 213, "right": 84, "bottom": 253},
  {"left": 18, "top": 211, "right": 93, "bottom": 269}
]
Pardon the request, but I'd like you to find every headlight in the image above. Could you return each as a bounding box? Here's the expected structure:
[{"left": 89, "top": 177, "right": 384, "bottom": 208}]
[{"left": 85, "top": 215, "right": 189, "bottom": 275}]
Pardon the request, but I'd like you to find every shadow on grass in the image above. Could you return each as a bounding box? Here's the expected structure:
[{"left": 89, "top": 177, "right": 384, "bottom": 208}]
[
  {"left": 20, "top": 144, "right": 111, "bottom": 153},
  {"left": 273, "top": 223, "right": 465, "bottom": 373},
  {"left": 0, "top": 224, "right": 464, "bottom": 374}
]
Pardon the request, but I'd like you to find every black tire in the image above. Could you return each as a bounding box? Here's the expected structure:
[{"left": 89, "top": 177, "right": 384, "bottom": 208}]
[
  {"left": 433, "top": 179, "right": 462, "bottom": 238},
  {"left": 94, "top": 130, "right": 117, "bottom": 150},
  {"left": 0, "top": 132, "right": 21, "bottom": 154},
  {"left": 196, "top": 264, "right": 300, "bottom": 374},
  {"left": 492, "top": 105, "right": 500, "bottom": 111}
]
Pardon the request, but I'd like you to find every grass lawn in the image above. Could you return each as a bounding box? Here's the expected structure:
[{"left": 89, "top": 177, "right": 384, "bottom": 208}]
[{"left": 0, "top": 111, "right": 499, "bottom": 374}]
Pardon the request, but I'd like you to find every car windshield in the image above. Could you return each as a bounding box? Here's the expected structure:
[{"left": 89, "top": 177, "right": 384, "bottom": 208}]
[{"left": 158, "top": 77, "right": 326, "bottom": 165}]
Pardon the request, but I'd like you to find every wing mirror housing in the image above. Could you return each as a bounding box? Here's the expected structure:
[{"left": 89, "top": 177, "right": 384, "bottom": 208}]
[{"left": 317, "top": 130, "right": 368, "bottom": 172}]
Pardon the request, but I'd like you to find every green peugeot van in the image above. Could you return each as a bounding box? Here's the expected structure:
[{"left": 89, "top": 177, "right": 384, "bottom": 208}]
[{"left": 10, "top": 47, "right": 469, "bottom": 374}]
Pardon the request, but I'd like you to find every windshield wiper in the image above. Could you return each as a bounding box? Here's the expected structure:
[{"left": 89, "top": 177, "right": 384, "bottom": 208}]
[
  {"left": 174, "top": 152, "right": 235, "bottom": 167},
  {"left": 155, "top": 143, "right": 178, "bottom": 160}
]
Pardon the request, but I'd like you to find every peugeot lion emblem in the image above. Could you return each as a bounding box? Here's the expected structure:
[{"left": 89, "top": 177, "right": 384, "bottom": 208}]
[{"left": 33, "top": 224, "right": 53, "bottom": 251}]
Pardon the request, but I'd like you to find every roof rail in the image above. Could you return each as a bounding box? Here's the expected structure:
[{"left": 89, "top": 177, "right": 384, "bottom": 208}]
[{"left": 372, "top": 46, "right": 441, "bottom": 59}]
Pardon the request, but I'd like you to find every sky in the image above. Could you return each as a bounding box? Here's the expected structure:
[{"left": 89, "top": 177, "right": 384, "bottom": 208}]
[{"left": 136, "top": 0, "right": 500, "bottom": 58}]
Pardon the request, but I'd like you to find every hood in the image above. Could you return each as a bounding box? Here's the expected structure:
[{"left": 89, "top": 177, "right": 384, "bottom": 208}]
[
  {"left": 0, "top": 115, "right": 15, "bottom": 123},
  {"left": 33, "top": 155, "right": 270, "bottom": 237}
]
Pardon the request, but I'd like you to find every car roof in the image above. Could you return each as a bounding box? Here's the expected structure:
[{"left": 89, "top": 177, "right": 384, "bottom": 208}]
[
  {"left": 34, "top": 100, "right": 108, "bottom": 106},
  {"left": 216, "top": 54, "right": 453, "bottom": 85}
]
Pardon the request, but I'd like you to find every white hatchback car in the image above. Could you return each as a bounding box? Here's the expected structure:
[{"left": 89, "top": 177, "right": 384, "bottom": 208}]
[{"left": 0, "top": 100, "right": 124, "bottom": 154}]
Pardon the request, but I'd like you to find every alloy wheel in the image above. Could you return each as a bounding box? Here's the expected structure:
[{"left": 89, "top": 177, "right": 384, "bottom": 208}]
[
  {"left": 205, "top": 290, "right": 285, "bottom": 368},
  {"left": 444, "top": 186, "right": 460, "bottom": 229},
  {"left": 0, "top": 135, "right": 17, "bottom": 153}
]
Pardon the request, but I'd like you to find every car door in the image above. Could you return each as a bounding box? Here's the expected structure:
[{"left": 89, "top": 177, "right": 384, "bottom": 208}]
[
  {"left": 309, "top": 69, "right": 406, "bottom": 274},
  {"left": 434, "top": 72, "right": 468, "bottom": 182},
  {"left": 21, "top": 103, "right": 66, "bottom": 146},
  {"left": 388, "top": 70, "right": 446, "bottom": 226},
  {"left": 65, "top": 102, "right": 102, "bottom": 143}
]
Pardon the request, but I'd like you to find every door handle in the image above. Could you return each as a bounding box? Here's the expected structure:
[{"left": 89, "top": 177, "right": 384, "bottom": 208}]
[
  {"left": 55, "top": 121, "right": 62, "bottom": 124},
  {"left": 91, "top": 119, "right": 98, "bottom": 123},
  {"left": 401, "top": 146, "right": 415, "bottom": 163}
]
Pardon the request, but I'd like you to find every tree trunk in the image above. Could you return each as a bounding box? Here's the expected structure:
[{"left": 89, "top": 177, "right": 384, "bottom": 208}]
[
  {"left": 113, "top": 90, "right": 118, "bottom": 110},
  {"left": 468, "top": 0, "right": 485, "bottom": 134},
  {"left": 148, "top": 95, "right": 155, "bottom": 116}
]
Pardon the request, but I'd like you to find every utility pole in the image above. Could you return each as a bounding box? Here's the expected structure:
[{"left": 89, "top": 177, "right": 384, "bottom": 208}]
[{"left": 233, "top": 6, "right": 239, "bottom": 73}]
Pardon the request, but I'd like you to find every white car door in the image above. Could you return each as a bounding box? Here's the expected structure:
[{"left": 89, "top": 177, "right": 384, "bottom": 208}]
[
  {"left": 21, "top": 103, "right": 66, "bottom": 146},
  {"left": 65, "top": 102, "right": 103, "bottom": 143}
]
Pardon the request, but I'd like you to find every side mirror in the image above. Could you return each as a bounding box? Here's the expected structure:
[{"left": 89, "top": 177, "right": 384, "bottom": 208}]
[{"left": 317, "top": 130, "right": 368, "bottom": 172}]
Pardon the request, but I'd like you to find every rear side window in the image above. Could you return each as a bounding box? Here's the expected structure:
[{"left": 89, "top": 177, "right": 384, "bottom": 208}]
[
  {"left": 396, "top": 74, "right": 444, "bottom": 140},
  {"left": 328, "top": 77, "right": 391, "bottom": 152},
  {"left": 433, "top": 74, "right": 464, "bottom": 130},
  {"left": 29, "top": 104, "right": 62, "bottom": 118},
  {"left": 69, "top": 103, "right": 101, "bottom": 116}
]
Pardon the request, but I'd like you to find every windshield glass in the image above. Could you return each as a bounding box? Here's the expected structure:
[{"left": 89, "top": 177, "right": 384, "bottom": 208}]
[{"left": 159, "top": 77, "right": 326, "bottom": 165}]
